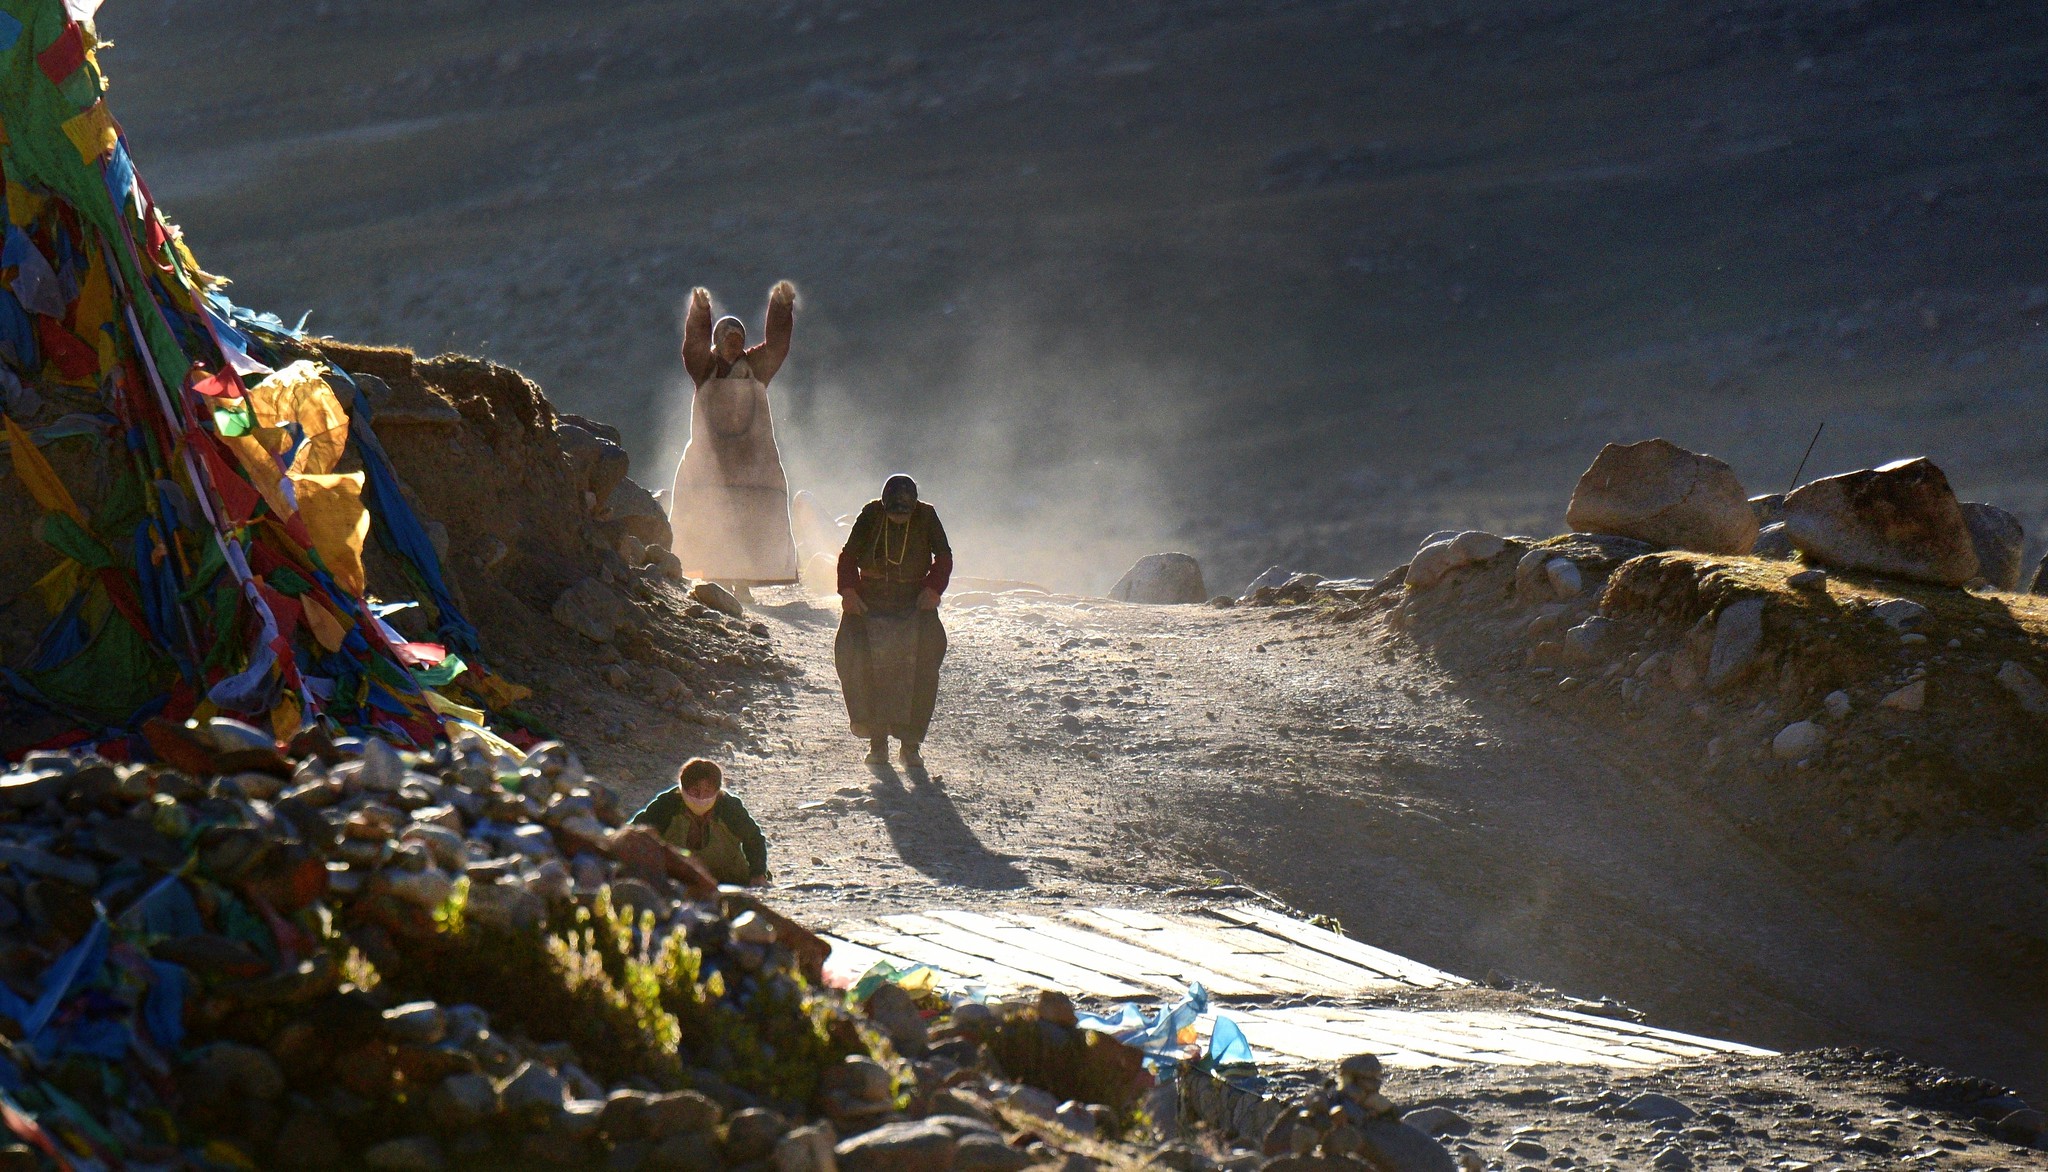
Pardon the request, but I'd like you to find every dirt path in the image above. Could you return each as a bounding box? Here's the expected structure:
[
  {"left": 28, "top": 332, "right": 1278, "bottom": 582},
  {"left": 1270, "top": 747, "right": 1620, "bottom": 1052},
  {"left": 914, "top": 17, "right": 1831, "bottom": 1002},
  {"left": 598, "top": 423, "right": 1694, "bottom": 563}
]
[{"left": 605, "top": 585, "right": 2037, "bottom": 1102}]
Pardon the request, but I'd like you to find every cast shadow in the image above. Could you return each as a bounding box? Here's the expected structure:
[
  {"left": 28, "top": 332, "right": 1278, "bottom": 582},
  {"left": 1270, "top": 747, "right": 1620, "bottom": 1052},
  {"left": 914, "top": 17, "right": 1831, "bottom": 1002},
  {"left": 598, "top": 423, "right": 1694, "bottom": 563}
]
[{"left": 865, "top": 760, "right": 1030, "bottom": 891}]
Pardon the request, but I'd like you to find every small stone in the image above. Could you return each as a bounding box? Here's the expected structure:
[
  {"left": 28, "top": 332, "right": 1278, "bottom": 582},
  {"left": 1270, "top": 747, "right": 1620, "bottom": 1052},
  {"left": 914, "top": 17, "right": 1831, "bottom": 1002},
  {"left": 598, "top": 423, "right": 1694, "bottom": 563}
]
[
  {"left": 1706, "top": 598, "right": 1766, "bottom": 690},
  {"left": 645, "top": 1130, "right": 720, "bottom": 1171},
  {"left": 275, "top": 1107, "right": 343, "bottom": 1168},
  {"left": 1650, "top": 1143, "right": 1693, "bottom": 1171},
  {"left": 498, "top": 1061, "right": 567, "bottom": 1114},
  {"left": 689, "top": 581, "right": 745, "bottom": 617},
  {"left": 1545, "top": 558, "right": 1583, "bottom": 599},
  {"left": 1035, "top": 990, "right": 1079, "bottom": 1029},
  {"left": 1869, "top": 598, "right": 1930, "bottom": 629},
  {"left": 1564, "top": 616, "right": 1613, "bottom": 659},
  {"left": 430, "top": 1072, "right": 501, "bottom": 1130},
  {"left": 1002, "top": 1084, "right": 1060, "bottom": 1121},
  {"left": 1822, "top": 690, "right": 1852, "bottom": 720},
  {"left": 362, "top": 1136, "right": 445, "bottom": 1172},
  {"left": 1504, "top": 1138, "right": 1550, "bottom": 1158},
  {"left": 1995, "top": 661, "right": 2048, "bottom": 714},
  {"left": 955, "top": 1133, "right": 1033, "bottom": 1171},
  {"left": 378, "top": 867, "right": 455, "bottom": 909},
  {"left": 641, "top": 1090, "right": 722, "bottom": 1138},
  {"left": 1620, "top": 1093, "right": 1696, "bottom": 1122},
  {"left": 465, "top": 883, "right": 547, "bottom": 933},
  {"left": 1407, "top": 531, "right": 1506, "bottom": 589},
  {"left": 1054, "top": 1101, "right": 1098, "bottom": 1136},
  {"left": 1787, "top": 568, "right": 1828, "bottom": 590},
  {"left": 863, "top": 983, "right": 930, "bottom": 1057},
  {"left": 1401, "top": 1106, "right": 1473, "bottom": 1137},
  {"left": 773, "top": 1122, "right": 840, "bottom": 1172},
  {"left": 724, "top": 1108, "right": 792, "bottom": 1163},
  {"left": 189, "top": 1042, "right": 285, "bottom": 1102},
  {"left": 1881, "top": 680, "right": 1926, "bottom": 711},
  {"left": 834, "top": 1119, "right": 959, "bottom": 1172},
  {"left": 383, "top": 1001, "right": 448, "bottom": 1045}
]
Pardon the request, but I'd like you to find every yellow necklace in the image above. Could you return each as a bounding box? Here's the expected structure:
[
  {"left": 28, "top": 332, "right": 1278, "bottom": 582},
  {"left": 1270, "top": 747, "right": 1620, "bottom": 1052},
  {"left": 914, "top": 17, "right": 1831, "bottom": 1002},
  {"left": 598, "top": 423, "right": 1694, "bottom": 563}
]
[{"left": 879, "top": 515, "right": 911, "bottom": 566}]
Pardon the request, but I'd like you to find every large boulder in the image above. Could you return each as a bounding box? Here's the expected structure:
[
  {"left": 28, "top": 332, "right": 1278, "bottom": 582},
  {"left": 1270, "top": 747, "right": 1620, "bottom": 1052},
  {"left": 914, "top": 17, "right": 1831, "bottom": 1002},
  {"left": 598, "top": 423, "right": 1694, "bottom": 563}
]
[
  {"left": 556, "top": 422, "right": 631, "bottom": 507},
  {"left": 609, "top": 477, "right": 671, "bottom": 550},
  {"left": 1108, "top": 553, "right": 1207, "bottom": 604},
  {"left": 1564, "top": 439, "right": 1758, "bottom": 554},
  {"left": 1781, "top": 458, "right": 1979, "bottom": 586},
  {"left": 1959, "top": 502, "right": 2024, "bottom": 590},
  {"left": 551, "top": 578, "right": 636, "bottom": 642}
]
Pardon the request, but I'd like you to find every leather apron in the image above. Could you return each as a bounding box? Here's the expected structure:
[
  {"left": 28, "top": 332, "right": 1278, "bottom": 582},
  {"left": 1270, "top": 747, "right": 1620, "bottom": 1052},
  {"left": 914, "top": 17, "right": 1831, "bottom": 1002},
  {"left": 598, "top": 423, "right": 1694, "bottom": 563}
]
[
  {"left": 662, "top": 809, "right": 752, "bottom": 885},
  {"left": 669, "top": 355, "right": 799, "bottom": 584}
]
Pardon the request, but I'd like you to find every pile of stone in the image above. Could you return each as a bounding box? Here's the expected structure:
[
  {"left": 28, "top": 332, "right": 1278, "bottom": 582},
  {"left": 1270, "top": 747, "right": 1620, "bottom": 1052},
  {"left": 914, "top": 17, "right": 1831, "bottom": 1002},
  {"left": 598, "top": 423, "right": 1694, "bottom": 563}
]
[
  {"left": 1560, "top": 440, "right": 2030, "bottom": 593},
  {"left": 0, "top": 721, "right": 872, "bottom": 1169},
  {"left": 4, "top": 723, "right": 1315, "bottom": 1171}
]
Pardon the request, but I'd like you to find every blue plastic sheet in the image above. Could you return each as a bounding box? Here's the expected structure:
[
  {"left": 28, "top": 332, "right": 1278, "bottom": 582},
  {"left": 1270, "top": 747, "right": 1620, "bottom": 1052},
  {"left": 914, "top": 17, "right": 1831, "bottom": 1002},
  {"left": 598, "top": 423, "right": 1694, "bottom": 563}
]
[{"left": 1207, "top": 1014, "right": 1255, "bottom": 1066}]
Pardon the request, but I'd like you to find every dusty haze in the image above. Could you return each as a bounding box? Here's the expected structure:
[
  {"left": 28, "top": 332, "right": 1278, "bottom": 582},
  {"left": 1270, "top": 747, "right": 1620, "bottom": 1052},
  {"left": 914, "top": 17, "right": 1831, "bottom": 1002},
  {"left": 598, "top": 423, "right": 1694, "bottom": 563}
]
[{"left": 96, "top": 0, "right": 2048, "bottom": 593}]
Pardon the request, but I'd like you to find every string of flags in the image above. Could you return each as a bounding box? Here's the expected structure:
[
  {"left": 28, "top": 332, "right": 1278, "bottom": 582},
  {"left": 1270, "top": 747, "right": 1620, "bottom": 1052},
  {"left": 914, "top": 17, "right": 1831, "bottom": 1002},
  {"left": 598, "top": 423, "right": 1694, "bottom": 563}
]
[{"left": 0, "top": 0, "right": 533, "bottom": 760}]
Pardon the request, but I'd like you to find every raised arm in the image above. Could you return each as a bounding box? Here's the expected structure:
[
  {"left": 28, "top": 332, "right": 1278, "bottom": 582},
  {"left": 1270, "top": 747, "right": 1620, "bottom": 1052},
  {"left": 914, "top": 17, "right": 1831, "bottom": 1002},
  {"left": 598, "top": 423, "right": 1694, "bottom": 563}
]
[
  {"left": 682, "top": 287, "right": 714, "bottom": 386},
  {"left": 747, "top": 280, "right": 797, "bottom": 385}
]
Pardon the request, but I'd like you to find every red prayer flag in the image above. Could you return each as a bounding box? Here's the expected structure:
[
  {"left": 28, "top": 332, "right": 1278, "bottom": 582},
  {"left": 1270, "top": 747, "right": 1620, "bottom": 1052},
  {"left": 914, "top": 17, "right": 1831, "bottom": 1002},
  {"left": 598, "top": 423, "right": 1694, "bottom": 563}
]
[
  {"left": 189, "top": 430, "right": 261, "bottom": 525},
  {"left": 36, "top": 23, "right": 84, "bottom": 85},
  {"left": 392, "top": 641, "right": 447, "bottom": 668},
  {"left": 34, "top": 317, "right": 99, "bottom": 380},
  {"left": 189, "top": 369, "right": 243, "bottom": 398}
]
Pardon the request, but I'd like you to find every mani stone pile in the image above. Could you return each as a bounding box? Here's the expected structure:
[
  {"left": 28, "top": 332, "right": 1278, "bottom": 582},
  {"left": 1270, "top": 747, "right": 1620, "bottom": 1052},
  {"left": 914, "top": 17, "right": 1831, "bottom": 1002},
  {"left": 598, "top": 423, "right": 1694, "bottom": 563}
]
[
  {"left": 0, "top": 723, "right": 1241, "bottom": 1172},
  {"left": 0, "top": 721, "right": 895, "bottom": 1170}
]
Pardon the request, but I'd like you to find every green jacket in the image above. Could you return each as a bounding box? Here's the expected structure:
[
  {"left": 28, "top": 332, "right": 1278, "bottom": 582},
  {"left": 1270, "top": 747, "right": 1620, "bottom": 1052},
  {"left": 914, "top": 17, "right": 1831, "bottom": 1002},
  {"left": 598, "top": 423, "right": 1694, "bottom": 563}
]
[{"left": 629, "top": 790, "right": 770, "bottom": 881}]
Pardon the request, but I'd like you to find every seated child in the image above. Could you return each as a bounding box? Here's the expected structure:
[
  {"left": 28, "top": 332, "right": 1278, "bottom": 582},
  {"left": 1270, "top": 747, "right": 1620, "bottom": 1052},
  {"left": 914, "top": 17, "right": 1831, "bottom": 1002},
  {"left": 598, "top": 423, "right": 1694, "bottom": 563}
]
[{"left": 629, "top": 757, "right": 769, "bottom": 886}]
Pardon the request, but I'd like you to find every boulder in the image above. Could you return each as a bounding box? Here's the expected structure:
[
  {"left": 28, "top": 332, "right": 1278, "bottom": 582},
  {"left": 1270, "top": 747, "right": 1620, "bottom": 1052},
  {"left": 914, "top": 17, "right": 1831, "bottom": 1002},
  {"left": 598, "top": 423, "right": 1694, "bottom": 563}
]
[
  {"left": 1108, "top": 553, "right": 1207, "bottom": 604},
  {"left": 1565, "top": 439, "right": 1758, "bottom": 554},
  {"left": 551, "top": 578, "right": 636, "bottom": 643},
  {"left": 1959, "top": 502, "right": 2024, "bottom": 590},
  {"left": 1781, "top": 458, "right": 1979, "bottom": 586}
]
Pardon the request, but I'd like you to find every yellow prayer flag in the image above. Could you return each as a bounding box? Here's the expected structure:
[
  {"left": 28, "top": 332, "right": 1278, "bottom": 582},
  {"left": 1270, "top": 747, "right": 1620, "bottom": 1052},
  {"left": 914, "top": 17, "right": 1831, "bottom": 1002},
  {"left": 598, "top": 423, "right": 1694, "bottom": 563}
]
[
  {"left": 270, "top": 694, "right": 301, "bottom": 741},
  {"left": 4, "top": 416, "right": 87, "bottom": 525},
  {"left": 221, "top": 432, "right": 294, "bottom": 521},
  {"left": 425, "top": 691, "right": 486, "bottom": 725},
  {"left": 247, "top": 361, "right": 350, "bottom": 476},
  {"left": 289, "top": 472, "right": 369, "bottom": 596},
  {"left": 60, "top": 100, "right": 118, "bottom": 164},
  {"left": 299, "top": 592, "right": 351, "bottom": 652},
  {"left": 31, "top": 558, "right": 84, "bottom": 615}
]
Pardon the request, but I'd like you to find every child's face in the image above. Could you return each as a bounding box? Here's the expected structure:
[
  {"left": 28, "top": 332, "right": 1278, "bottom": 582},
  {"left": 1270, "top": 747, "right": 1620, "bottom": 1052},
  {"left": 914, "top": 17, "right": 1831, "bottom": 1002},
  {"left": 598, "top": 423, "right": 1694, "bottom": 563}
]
[{"left": 682, "top": 776, "right": 721, "bottom": 801}]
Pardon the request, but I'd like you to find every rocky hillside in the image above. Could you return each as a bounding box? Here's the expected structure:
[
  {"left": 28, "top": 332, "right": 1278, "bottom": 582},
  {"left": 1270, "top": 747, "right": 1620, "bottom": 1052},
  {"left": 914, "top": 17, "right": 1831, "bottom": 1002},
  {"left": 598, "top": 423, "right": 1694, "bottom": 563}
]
[
  {"left": 95, "top": 0, "right": 2048, "bottom": 591},
  {"left": 1242, "top": 444, "right": 2048, "bottom": 1102}
]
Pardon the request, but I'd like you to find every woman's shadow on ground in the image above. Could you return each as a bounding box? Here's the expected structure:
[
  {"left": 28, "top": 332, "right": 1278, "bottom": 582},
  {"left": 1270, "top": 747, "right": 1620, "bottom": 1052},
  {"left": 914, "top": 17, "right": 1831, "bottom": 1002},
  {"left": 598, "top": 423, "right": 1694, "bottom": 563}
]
[{"left": 866, "top": 760, "right": 1030, "bottom": 890}]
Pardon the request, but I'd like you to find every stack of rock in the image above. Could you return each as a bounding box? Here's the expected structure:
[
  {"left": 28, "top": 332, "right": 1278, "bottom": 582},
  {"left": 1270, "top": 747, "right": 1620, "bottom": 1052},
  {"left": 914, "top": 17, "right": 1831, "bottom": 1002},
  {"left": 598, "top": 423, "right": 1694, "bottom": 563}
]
[
  {"left": 0, "top": 720, "right": 864, "bottom": 1169},
  {"left": 0, "top": 722, "right": 1257, "bottom": 1171}
]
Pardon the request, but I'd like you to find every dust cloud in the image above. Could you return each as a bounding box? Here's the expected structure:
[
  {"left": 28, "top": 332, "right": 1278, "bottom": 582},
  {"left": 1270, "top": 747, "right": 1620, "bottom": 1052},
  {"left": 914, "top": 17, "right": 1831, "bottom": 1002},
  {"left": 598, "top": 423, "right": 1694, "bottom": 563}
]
[{"left": 652, "top": 297, "right": 1209, "bottom": 598}]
